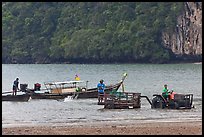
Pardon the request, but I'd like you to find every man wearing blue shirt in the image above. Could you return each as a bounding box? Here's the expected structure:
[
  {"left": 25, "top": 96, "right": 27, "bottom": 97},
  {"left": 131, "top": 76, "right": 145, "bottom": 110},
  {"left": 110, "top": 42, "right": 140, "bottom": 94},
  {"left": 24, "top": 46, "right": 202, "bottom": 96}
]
[{"left": 97, "top": 79, "right": 105, "bottom": 102}]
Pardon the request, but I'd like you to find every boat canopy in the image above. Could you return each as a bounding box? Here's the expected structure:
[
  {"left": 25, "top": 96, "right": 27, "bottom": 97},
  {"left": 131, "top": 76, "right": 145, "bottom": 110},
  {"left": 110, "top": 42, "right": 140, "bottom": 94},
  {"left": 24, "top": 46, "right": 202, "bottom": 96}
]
[{"left": 44, "top": 80, "right": 84, "bottom": 86}]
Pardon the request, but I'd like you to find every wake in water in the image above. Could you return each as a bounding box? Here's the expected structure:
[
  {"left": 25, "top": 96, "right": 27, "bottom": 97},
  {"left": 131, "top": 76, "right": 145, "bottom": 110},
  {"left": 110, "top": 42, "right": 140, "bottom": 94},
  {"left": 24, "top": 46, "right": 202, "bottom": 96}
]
[
  {"left": 64, "top": 96, "right": 74, "bottom": 102},
  {"left": 193, "top": 62, "right": 202, "bottom": 64}
]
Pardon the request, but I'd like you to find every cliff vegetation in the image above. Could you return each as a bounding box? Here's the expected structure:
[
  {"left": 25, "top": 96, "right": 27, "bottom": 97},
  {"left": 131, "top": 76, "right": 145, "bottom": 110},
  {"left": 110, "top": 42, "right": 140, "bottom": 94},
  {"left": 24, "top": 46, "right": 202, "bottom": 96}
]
[{"left": 2, "top": 2, "right": 201, "bottom": 64}]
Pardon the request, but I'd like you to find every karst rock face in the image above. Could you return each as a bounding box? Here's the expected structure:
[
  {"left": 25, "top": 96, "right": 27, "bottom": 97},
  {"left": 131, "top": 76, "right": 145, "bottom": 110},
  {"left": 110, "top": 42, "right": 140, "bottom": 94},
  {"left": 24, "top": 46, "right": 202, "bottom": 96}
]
[{"left": 162, "top": 2, "right": 202, "bottom": 56}]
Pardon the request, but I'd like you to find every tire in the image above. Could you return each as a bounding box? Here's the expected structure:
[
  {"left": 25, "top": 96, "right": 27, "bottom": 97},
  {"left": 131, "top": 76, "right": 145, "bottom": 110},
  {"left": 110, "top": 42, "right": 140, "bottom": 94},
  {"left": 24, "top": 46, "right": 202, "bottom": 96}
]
[
  {"left": 151, "top": 96, "right": 166, "bottom": 109},
  {"left": 174, "top": 102, "right": 179, "bottom": 109}
]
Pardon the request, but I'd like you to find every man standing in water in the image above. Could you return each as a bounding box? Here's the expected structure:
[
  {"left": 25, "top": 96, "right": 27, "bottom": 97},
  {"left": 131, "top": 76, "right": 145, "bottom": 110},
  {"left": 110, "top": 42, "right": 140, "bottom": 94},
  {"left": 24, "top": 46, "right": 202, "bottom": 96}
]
[
  {"left": 13, "top": 78, "right": 19, "bottom": 96},
  {"left": 97, "top": 79, "right": 105, "bottom": 103}
]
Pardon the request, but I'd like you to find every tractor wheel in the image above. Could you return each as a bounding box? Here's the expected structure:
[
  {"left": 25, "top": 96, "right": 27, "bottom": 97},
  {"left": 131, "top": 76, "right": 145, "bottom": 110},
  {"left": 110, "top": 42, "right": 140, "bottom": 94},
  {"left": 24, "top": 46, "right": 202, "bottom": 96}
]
[
  {"left": 174, "top": 102, "right": 180, "bottom": 109},
  {"left": 151, "top": 96, "right": 166, "bottom": 109}
]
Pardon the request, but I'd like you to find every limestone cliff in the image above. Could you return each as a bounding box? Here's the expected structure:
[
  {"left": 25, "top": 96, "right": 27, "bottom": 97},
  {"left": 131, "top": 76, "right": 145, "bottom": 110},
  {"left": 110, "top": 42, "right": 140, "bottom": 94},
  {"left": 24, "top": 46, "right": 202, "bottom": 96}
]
[{"left": 162, "top": 2, "right": 202, "bottom": 58}]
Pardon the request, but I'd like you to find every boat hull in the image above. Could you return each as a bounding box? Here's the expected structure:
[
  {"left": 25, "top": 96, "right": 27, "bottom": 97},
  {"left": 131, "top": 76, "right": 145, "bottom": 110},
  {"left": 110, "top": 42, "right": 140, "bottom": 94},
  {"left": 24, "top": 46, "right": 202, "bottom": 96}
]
[
  {"left": 76, "top": 90, "right": 98, "bottom": 98},
  {"left": 2, "top": 94, "right": 30, "bottom": 102},
  {"left": 75, "top": 82, "right": 121, "bottom": 99},
  {"left": 30, "top": 92, "right": 69, "bottom": 99}
]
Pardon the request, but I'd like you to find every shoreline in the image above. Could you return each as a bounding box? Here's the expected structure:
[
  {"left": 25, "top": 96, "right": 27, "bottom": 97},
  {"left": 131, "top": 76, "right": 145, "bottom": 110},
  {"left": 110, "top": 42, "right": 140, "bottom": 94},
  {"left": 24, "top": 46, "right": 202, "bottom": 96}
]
[
  {"left": 2, "top": 121, "right": 202, "bottom": 135},
  {"left": 2, "top": 61, "right": 202, "bottom": 65}
]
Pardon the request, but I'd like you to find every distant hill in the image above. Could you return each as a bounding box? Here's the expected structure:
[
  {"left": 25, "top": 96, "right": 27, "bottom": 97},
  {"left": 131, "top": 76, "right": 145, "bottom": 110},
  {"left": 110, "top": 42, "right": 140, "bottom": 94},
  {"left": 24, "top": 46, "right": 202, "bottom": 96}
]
[{"left": 2, "top": 2, "right": 202, "bottom": 64}]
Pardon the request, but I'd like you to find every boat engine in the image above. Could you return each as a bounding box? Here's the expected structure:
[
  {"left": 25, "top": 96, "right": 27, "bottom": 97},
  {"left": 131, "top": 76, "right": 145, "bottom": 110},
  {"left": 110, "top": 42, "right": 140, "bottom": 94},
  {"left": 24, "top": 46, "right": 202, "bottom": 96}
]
[
  {"left": 34, "top": 83, "right": 41, "bottom": 91},
  {"left": 20, "top": 84, "right": 28, "bottom": 92}
]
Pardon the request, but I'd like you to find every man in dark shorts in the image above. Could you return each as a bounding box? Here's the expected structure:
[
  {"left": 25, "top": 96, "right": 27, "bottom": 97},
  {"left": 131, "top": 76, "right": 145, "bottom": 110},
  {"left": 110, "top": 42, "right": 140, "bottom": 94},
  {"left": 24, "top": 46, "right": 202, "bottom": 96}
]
[
  {"left": 13, "top": 78, "right": 19, "bottom": 96},
  {"left": 97, "top": 79, "right": 105, "bottom": 102}
]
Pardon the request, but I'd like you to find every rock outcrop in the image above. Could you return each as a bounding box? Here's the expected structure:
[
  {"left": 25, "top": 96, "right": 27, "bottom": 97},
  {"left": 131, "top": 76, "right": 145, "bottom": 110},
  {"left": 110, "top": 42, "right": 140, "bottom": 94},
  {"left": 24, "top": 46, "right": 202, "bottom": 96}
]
[{"left": 162, "top": 2, "right": 202, "bottom": 58}]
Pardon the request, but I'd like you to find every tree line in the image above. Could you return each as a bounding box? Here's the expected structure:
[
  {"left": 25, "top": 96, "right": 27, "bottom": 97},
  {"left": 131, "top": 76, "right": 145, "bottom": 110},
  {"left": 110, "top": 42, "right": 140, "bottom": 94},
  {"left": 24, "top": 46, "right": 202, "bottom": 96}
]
[{"left": 2, "top": 2, "right": 184, "bottom": 64}]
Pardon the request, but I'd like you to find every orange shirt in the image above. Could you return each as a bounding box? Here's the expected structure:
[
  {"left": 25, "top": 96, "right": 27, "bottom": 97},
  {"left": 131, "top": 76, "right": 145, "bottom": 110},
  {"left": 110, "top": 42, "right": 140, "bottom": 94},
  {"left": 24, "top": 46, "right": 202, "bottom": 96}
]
[{"left": 169, "top": 92, "right": 176, "bottom": 100}]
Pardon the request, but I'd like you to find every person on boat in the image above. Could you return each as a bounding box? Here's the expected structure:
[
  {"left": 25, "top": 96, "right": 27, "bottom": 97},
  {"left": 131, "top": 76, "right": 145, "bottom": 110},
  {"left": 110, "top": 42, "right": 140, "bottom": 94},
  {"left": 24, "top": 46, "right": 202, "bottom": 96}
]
[
  {"left": 162, "top": 84, "right": 169, "bottom": 100},
  {"left": 97, "top": 79, "right": 105, "bottom": 102},
  {"left": 13, "top": 78, "right": 19, "bottom": 96},
  {"left": 75, "top": 74, "right": 80, "bottom": 81}
]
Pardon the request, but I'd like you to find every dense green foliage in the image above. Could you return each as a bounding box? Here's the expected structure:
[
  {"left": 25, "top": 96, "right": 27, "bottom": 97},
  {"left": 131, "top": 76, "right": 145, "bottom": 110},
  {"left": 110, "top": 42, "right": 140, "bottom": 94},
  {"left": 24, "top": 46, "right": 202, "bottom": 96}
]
[{"left": 2, "top": 2, "right": 184, "bottom": 64}]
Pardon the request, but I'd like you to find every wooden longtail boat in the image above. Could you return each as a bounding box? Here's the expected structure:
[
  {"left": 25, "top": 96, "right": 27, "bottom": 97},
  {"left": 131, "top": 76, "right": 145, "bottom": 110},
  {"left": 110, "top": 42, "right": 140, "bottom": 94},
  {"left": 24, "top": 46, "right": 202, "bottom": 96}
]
[
  {"left": 2, "top": 94, "right": 31, "bottom": 102},
  {"left": 28, "top": 73, "right": 127, "bottom": 100},
  {"left": 28, "top": 81, "right": 121, "bottom": 99}
]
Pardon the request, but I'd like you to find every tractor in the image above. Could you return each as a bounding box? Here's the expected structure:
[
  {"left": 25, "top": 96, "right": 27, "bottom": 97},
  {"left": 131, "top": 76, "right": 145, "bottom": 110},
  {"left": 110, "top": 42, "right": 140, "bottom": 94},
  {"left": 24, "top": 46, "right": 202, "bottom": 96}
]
[{"left": 150, "top": 93, "right": 193, "bottom": 109}]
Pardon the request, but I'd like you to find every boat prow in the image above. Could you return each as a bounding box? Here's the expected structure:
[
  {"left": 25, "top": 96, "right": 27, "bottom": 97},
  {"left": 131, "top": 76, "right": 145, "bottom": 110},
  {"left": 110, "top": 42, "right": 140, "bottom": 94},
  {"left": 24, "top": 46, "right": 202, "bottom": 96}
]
[{"left": 2, "top": 94, "right": 31, "bottom": 102}]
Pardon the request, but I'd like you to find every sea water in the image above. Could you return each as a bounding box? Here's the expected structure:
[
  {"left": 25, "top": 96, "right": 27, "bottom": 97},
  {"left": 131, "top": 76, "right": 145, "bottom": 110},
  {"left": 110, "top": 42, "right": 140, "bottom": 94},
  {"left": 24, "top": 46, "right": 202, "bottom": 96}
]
[{"left": 2, "top": 63, "right": 202, "bottom": 127}]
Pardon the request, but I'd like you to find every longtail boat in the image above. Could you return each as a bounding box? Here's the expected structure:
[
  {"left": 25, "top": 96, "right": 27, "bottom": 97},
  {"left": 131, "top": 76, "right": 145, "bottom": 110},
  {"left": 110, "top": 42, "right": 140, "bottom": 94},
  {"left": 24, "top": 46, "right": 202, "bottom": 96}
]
[
  {"left": 25, "top": 73, "right": 127, "bottom": 100},
  {"left": 27, "top": 81, "right": 121, "bottom": 99}
]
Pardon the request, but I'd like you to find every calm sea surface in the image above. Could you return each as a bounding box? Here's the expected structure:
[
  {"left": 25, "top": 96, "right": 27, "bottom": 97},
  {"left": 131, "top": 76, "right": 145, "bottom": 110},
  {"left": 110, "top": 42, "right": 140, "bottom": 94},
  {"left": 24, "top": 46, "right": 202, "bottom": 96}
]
[{"left": 2, "top": 64, "right": 202, "bottom": 127}]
